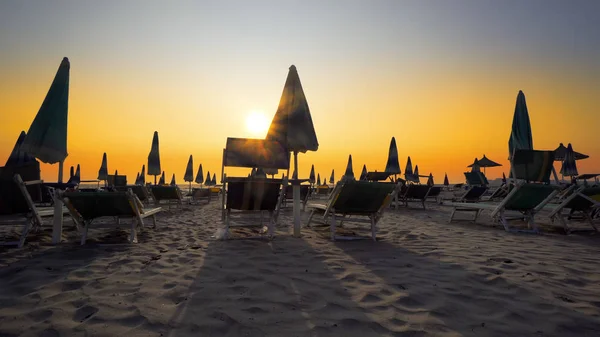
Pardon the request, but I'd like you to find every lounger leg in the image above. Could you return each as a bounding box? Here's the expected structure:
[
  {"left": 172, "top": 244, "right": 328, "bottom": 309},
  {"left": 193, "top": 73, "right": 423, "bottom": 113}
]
[
  {"left": 449, "top": 208, "right": 457, "bottom": 222},
  {"left": 498, "top": 211, "right": 511, "bottom": 232},
  {"left": 527, "top": 213, "right": 539, "bottom": 233},
  {"left": 18, "top": 219, "right": 32, "bottom": 248},
  {"left": 557, "top": 214, "right": 570, "bottom": 234},
  {"left": 330, "top": 211, "right": 337, "bottom": 241},
  {"left": 224, "top": 209, "right": 231, "bottom": 240},
  {"left": 474, "top": 209, "right": 482, "bottom": 222},
  {"left": 339, "top": 215, "right": 346, "bottom": 227},
  {"left": 81, "top": 222, "right": 89, "bottom": 245},
  {"left": 584, "top": 212, "right": 598, "bottom": 232},
  {"left": 370, "top": 216, "right": 376, "bottom": 242},
  {"left": 152, "top": 215, "right": 157, "bottom": 229},
  {"left": 306, "top": 210, "right": 316, "bottom": 228},
  {"left": 129, "top": 220, "right": 138, "bottom": 243}
]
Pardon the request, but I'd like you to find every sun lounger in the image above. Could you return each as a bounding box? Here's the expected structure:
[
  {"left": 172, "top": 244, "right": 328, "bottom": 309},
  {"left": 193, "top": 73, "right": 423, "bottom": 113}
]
[
  {"left": 398, "top": 184, "right": 432, "bottom": 209},
  {"left": 306, "top": 181, "right": 398, "bottom": 241},
  {"left": 149, "top": 185, "right": 184, "bottom": 208},
  {"left": 544, "top": 186, "right": 600, "bottom": 233},
  {"left": 116, "top": 185, "right": 152, "bottom": 204},
  {"left": 426, "top": 186, "right": 442, "bottom": 203},
  {"left": 190, "top": 188, "right": 212, "bottom": 204},
  {"left": 282, "top": 184, "right": 310, "bottom": 210},
  {"left": 63, "top": 189, "right": 162, "bottom": 244},
  {"left": 464, "top": 171, "right": 489, "bottom": 186},
  {"left": 222, "top": 177, "right": 286, "bottom": 239},
  {"left": 449, "top": 150, "right": 560, "bottom": 233}
]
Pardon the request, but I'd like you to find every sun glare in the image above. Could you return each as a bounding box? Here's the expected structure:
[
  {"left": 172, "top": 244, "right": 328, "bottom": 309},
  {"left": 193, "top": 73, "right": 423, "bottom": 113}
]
[{"left": 246, "top": 110, "right": 269, "bottom": 136}]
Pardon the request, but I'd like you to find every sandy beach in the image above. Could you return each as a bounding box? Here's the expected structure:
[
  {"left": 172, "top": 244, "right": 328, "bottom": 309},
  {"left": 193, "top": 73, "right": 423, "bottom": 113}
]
[{"left": 0, "top": 200, "right": 599, "bottom": 337}]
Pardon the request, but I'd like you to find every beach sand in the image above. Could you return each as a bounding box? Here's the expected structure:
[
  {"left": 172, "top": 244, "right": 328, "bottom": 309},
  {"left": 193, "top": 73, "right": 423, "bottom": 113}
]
[{"left": 1, "top": 200, "right": 600, "bottom": 336}]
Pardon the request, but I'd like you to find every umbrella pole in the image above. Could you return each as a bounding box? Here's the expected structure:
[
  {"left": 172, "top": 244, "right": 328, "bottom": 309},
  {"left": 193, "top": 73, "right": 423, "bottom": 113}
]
[
  {"left": 293, "top": 151, "right": 301, "bottom": 238},
  {"left": 154, "top": 175, "right": 157, "bottom": 185},
  {"left": 52, "top": 160, "right": 65, "bottom": 244}
]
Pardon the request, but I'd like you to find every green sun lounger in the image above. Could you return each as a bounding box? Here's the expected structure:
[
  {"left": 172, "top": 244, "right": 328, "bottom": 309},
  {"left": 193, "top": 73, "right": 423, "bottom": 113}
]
[
  {"left": 149, "top": 185, "right": 184, "bottom": 208},
  {"left": 544, "top": 186, "right": 600, "bottom": 233},
  {"left": 306, "top": 181, "right": 398, "bottom": 241}
]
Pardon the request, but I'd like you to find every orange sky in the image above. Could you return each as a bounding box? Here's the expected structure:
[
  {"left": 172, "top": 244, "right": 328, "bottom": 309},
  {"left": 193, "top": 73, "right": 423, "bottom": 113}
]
[{"left": 1, "top": 2, "right": 599, "bottom": 184}]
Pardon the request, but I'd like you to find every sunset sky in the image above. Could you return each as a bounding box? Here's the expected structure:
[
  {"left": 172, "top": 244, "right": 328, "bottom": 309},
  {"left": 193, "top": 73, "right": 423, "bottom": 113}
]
[{"left": 1, "top": 0, "right": 599, "bottom": 183}]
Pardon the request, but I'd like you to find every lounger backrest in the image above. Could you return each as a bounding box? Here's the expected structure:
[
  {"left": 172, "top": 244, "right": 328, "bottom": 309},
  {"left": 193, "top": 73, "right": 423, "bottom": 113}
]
[
  {"left": 284, "top": 185, "right": 310, "bottom": 200},
  {"left": 428, "top": 186, "right": 442, "bottom": 197},
  {"left": 63, "top": 191, "right": 139, "bottom": 220},
  {"left": 562, "top": 187, "right": 600, "bottom": 211},
  {"left": 150, "top": 186, "right": 182, "bottom": 200},
  {"left": 504, "top": 184, "right": 558, "bottom": 211},
  {"left": 330, "top": 181, "right": 396, "bottom": 215},
  {"left": 511, "top": 150, "right": 555, "bottom": 183},
  {"left": 107, "top": 175, "right": 127, "bottom": 187},
  {"left": 226, "top": 179, "right": 282, "bottom": 211},
  {"left": 462, "top": 186, "right": 488, "bottom": 202},
  {"left": 404, "top": 184, "right": 431, "bottom": 200},
  {"left": 116, "top": 185, "right": 150, "bottom": 202},
  {"left": 0, "top": 162, "right": 43, "bottom": 205},
  {"left": 464, "top": 171, "right": 487, "bottom": 186}
]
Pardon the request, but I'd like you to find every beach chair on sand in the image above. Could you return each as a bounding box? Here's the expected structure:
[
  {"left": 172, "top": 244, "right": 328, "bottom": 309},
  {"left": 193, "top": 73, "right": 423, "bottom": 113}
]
[
  {"left": 306, "top": 181, "right": 397, "bottom": 241},
  {"left": 190, "top": 188, "right": 211, "bottom": 204},
  {"left": 62, "top": 189, "right": 162, "bottom": 245},
  {"left": 149, "top": 185, "right": 183, "bottom": 209},
  {"left": 0, "top": 174, "right": 50, "bottom": 247},
  {"left": 398, "top": 184, "right": 432, "bottom": 209},
  {"left": 544, "top": 186, "right": 600, "bottom": 233},
  {"left": 116, "top": 185, "right": 152, "bottom": 205},
  {"left": 282, "top": 185, "right": 310, "bottom": 210},
  {"left": 449, "top": 150, "right": 560, "bottom": 233},
  {"left": 222, "top": 177, "right": 286, "bottom": 239}
]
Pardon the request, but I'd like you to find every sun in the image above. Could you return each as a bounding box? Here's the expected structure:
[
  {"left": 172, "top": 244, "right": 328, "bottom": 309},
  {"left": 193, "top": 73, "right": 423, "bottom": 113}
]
[{"left": 246, "top": 110, "right": 270, "bottom": 136}]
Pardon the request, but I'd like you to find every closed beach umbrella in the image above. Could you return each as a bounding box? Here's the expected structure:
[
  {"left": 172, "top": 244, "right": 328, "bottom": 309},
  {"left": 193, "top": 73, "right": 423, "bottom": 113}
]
[
  {"left": 135, "top": 172, "right": 140, "bottom": 185},
  {"left": 5, "top": 131, "right": 37, "bottom": 166},
  {"left": 21, "top": 57, "right": 70, "bottom": 182},
  {"left": 195, "top": 164, "right": 204, "bottom": 186},
  {"left": 266, "top": 65, "right": 319, "bottom": 237},
  {"left": 343, "top": 155, "right": 354, "bottom": 181},
  {"left": 184, "top": 155, "right": 194, "bottom": 193},
  {"left": 158, "top": 171, "right": 165, "bottom": 185},
  {"left": 469, "top": 158, "right": 481, "bottom": 173},
  {"left": 309, "top": 165, "right": 315, "bottom": 184},
  {"left": 427, "top": 173, "right": 434, "bottom": 186},
  {"left": 404, "top": 156, "right": 413, "bottom": 181},
  {"left": 147, "top": 131, "right": 161, "bottom": 184},
  {"left": 206, "top": 171, "right": 211, "bottom": 186},
  {"left": 554, "top": 143, "right": 589, "bottom": 161},
  {"left": 414, "top": 165, "right": 420, "bottom": 183},
  {"left": 69, "top": 166, "right": 74, "bottom": 179},
  {"left": 508, "top": 90, "right": 533, "bottom": 159},
  {"left": 502, "top": 172, "right": 507, "bottom": 184},
  {"left": 329, "top": 169, "right": 335, "bottom": 184},
  {"left": 212, "top": 173, "right": 217, "bottom": 185},
  {"left": 74, "top": 164, "right": 80, "bottom": 180},
  {"left": 170, "top": 174, "right": 177, "bottom": 186},
  {"left": 139, "top": 164, "right": 146, "bottom": 185},
  {"left": 385, "top": 137, "right": 401, "bottom": 180},
  {"left": 444, "top": 173, "right": 449, "bottom": 186},
  {"left": 560, "top": 143, "right": 578, "bottom": 177},
  {"left": 360, "top": 164, "right": 368, "bottom": 181},
  {"left": 255, "top": 167, "right": 267, "bottom": 178},
  {"left": 317, "top": 173, "right": 321, "bottom": 185},
  {"left": 97, "top": 152, "right": 108, "bottom": 181}
]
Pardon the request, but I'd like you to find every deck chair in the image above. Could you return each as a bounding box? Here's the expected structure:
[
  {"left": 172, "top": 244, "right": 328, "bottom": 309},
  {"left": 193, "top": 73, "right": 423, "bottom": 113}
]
[
  {"left": 399, "top": 184, "right": 432, "bottom": 209},
  {"left": 449, "top": 150, "right": 560, "bottom": 233},
  {"left": 190, "top": 188, "right": 211, "bottom": 204},
  {"left": 282, "top": 184, "right": 311, "bottom": 210},
  {"left": 464, "top": 171, "right": 488, "bottom": 186},
  {"left": 485, "top": 184, "right": 511, "bottom": 201},
  {"left": 545, "top": 186, "right": 600, "bottom": 233},
  {"left": 149, "top": 185, "right": 183, "bottom": 209},
  {"left": 222, "top": 177, "right": 285, "bottom": 239},
  {"left": 63, "top": 189, "right": 162, "bottom": 244},
  {"left": 306, "top": 181, "right": 397, "bottom": 241},
  {"left": 116, "top": 185, "right": 152, "bottom": 205},
  {"left": 0, "top": 174, "right": 49, "bottom": 247},
  {"left": 426, "top": 186, "right": 442, "bottom": 203}
]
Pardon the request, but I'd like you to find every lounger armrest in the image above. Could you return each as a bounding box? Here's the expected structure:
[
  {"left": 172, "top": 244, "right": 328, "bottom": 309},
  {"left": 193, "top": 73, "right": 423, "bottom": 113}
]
[{"left": 23, "top": 179, "right": 44, "bottom": 186}]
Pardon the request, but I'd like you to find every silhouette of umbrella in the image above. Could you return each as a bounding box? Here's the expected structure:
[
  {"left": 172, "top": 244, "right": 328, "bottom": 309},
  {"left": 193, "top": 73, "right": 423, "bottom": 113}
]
[
  {"left": 427, "top": 173, "right": 434, "bottom": 186},
  {"left": 158, "top": 171, "right": 165, "bottom": 185},
  {"left": 508, "top": 90, "right": 533, "bottom": 159},
  {"left": 385, "top": 137, "right": 401, "bottom": 181},
  {"left": 212, "top": 173, "right": 217, "bottom": 185},
  {"left": 138, "top": 164, "right": 146, "bottom": 185},
  {"left": 195, "top": 164, "right": 204, "bottom": 186},
  {"left": 147, "top": 131, "right": 161, "bottom": 184},
  {"left": 468, "top": 154, "right": 502, "bottom": 174},
  {"left": 444, "top": 173, "right": 449, "bottom": 186},
  {"left": 317, "top": 173, "right": 321, "bottom": 186},
  {"left": 360, "top": 164, "right": 368, "bottom": 181},
  {"left": 468, "top": 158, "right": 481, "bottom": 173},
  {"left": 184, "top": 155, "right": 194, "bottom": 193},
  {"left": 413, "top": 165, "right": 421, "bottom": 184},
  {"left": 97, "top": 153, "right": 108, "bottom": 182},
  {"left": 266, "top": 65, "right": 318, "bottom": 237},
  {"left": 404, "top": 156, "right": 414, "bottom": 182},
  {"left": 205, "top": 171, "right": 211, "bottom": 186},
  {"left": 5, "top": 131, "right": 37, "bottom": 166},
  {"left": 309, "top": 165, "right": 315, "bottom": 185},
  {"left": 343, "top": 155, "right": 354, "bottom": 181},
  {"left": 170, "top": 174, "right": 177, "bottom": 186},
  {"left": 502, "top": 172, "right": 507, "bottom": 184},
  {"left": 560, "top": 143, "right": 578, "bottom": 177},
  {"left": 554, "top": 143, "right": 589, "bottom": 161},
  {"left": 329, "top": 169, "right": 335, "bottom": 184},
  {"left": 21, "top": 57, "right": 70, "bottom": 182}
]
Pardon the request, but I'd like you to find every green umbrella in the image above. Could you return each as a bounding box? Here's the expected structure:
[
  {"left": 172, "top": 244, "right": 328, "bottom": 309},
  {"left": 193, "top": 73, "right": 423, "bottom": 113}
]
[
  {"left": 21, "top": 57, "right": 70, "bottom": 182},
  {"left": 195, "top": 164, "right": 204, "bottom": 186},
  {"left": 508, "top": 90, "right": 533, "bottom": 159},
  {"left": 147, "top": 131, "right": 161, "bottom": 184}
]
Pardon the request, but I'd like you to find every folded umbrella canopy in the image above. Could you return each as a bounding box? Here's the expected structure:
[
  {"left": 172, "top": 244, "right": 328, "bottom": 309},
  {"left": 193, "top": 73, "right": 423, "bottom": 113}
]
[
  {"left": 184, "top": 155, "right": 194, "bottom": 193},
  {"left": 5, "top": 131, "right": 37, "bottom": 166},
  {"left": 360, "top": 164, "right": 368, "bottom": 181},
  {"left": 195, "top": 164, "right": 204, "bottom": 186},
  {"left": 468, "top": 158, "right": 481, "bottom": 173},
  {"left": 309, "top": 165, "right": 315, "bottom": 185},
  {"left": 97, "top": 153, "right": 108, "bottom": 182},
  {"left": 158, "top": 171, "right": 165, "bottom": 185},
  {"left": 413, "top": 165, "right": 421, "bottom": 183},
  {"left": 560, "top": 143, "right": 578, "bottom": 177},
  {"left": 147, "top": 131, "right": 161, "bottom": 184},
  {"left": 138, "top": 164, "right": 146, "bottom": 185},
  {"left": 508, "top": 90, "right": 533, "bottom": 160},
  {"left": 385, "top": 136, "right": 401, "bottom": 180},
  {"left": 21, "top": 58, "right": 70, "bottom": 182},
  {"left": 205, "top": 171, "right": 211, "bottom": 186},
  {"left": 343, "top": 155, "right": 355, "bottom": 181},
  {"left": 170, "top": 174, "right": 177, "bottom": 186},
  {"left": 317, "top": 173, "right": 321, "bottom": 186},
  {"left": 212, "top": 173, "right": 217, "bottom": 185},
  {"left": 427, "top": 173, "right": 434, "bottom": 186},
  {"left": 444, "top": 173, "right": 449, "bottom": 186},
  {"left": 329, "top": 169, "right": 335, "bottom": 184}
]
